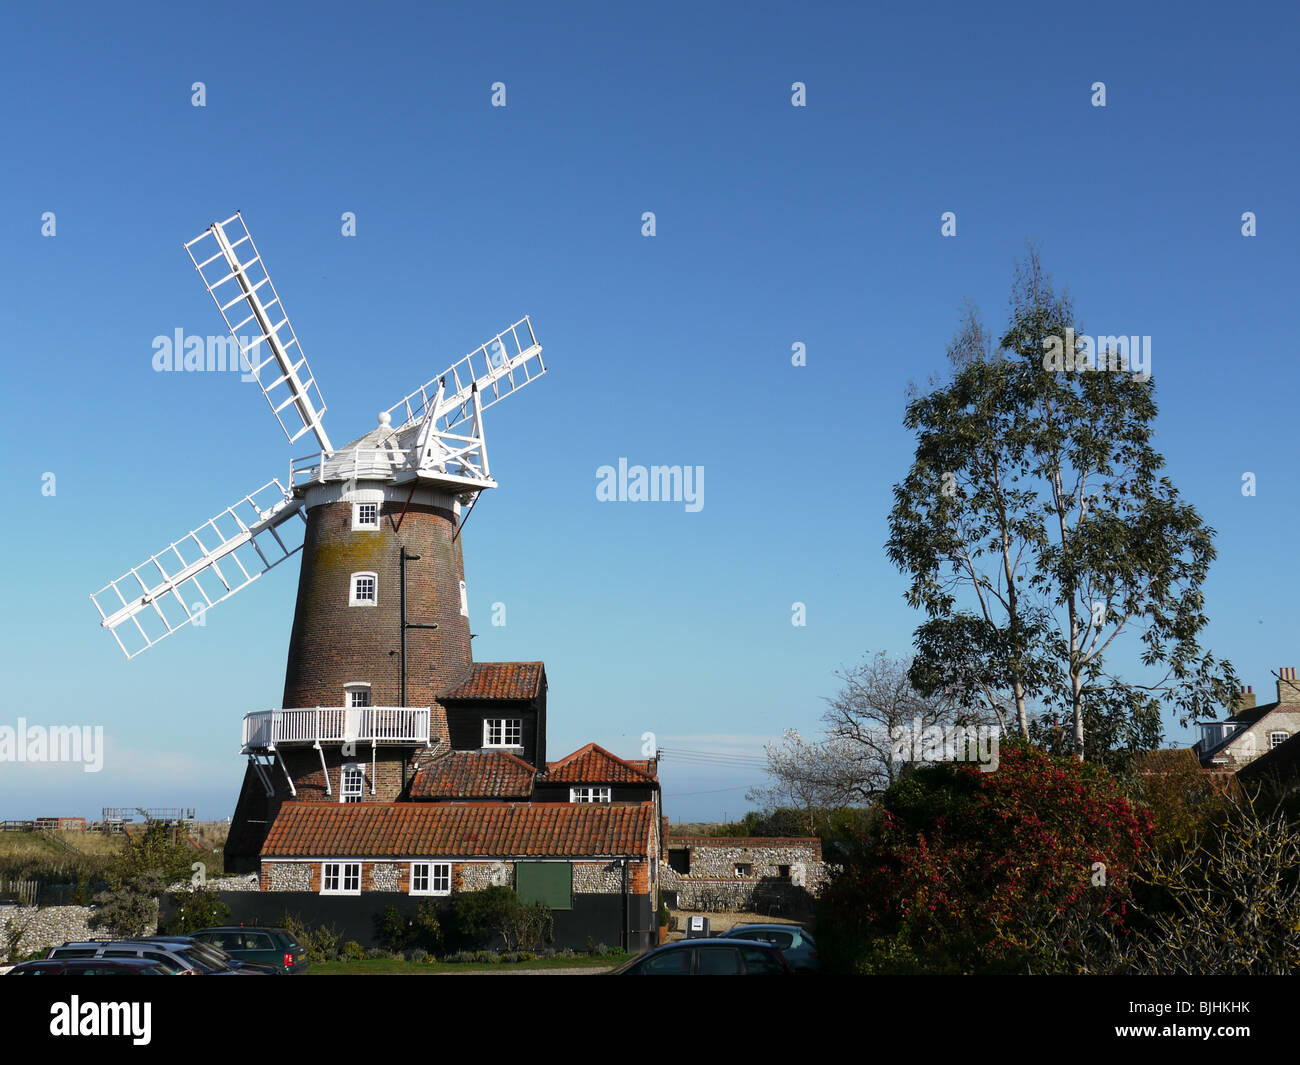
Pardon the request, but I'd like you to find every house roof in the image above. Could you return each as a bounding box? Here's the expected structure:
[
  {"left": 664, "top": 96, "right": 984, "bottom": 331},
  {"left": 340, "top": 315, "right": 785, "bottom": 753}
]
[
  {"left": 261, "top": 800, "right": 654, "bottom": 859},
  {"left": 409, "top": 749, "right": 536, "bottom": 799},
  {"left": 1238, "top": 730, "right": 1300, "bottom": 785},
  {"left": 440, "top": 662, "right": 545, "bottom": 701},
  {"left": 542, "top": 743, "right": 658, "bottom": 785}
]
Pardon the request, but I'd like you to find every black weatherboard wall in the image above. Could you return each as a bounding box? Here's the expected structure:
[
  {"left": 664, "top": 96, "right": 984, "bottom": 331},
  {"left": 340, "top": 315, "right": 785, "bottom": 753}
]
[{"left": 161, "top": 891, "right": 655, "bottom": 953}]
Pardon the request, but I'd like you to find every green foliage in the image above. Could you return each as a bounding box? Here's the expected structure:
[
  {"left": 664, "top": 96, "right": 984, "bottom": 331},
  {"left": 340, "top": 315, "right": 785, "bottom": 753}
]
[
  {"left": 163, "top": 886, "right": 230, "bottom": 934},
  {"left": 4, "top": 916, "right": 30, "bottom": 962},
  {"left": 282, "top": 913, "right": 341, "bottom": 962},
  {"left": 375, "top": 901, "right": 443, "bottom": 954},
  {"left": 341, "top": 940, "right": 366, "bottom": 961},
  {"left": 450, "top": 886, "right": 552, "bottom": 952},
  {"left": 89, "top": 869, "right": 167, "bottom": 938}
]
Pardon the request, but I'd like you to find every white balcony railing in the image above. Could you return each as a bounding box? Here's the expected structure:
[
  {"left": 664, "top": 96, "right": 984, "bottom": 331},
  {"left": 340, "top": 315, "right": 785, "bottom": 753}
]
[{"left": 242, "top": 707, "right": 431, "bottom": 751}]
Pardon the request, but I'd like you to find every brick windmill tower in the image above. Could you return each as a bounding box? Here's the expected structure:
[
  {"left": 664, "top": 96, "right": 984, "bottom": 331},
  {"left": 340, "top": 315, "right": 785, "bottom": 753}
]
[{"left": 90, "top": 213, "right": 549, "bottom": 867}]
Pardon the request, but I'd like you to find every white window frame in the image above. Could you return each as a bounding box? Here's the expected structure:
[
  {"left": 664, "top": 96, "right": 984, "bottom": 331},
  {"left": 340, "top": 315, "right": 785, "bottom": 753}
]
[
  {"left": 483, "top": 718, "right": 523, "bottom": 749},
  {"left": 322, "top": 861, "right": 362, "bottom": 895},
  {"left": 734, "top": 862, "right": 753, "bottom": 877},
  {"left": 410, "top": 861, "right": 452, "bottom": 896},
  {"left": 340, "top": 764, "right": 365, "bottom": 804},
  {"left": 1270, "top": 731, "right": 1290, "bottom": 749},
  {"left": 570, "top": 786, "right": 611, "bottom": 803},
  {"left": 344, "top": 682, "right": 372, "bottom": 708},
  {"left": 349, "top": 572, "right": 378, "bottom": 607},
  {"left": 459, "top": 579, "right": 469, "bottom": 617},
  {"left": 352, "top": 501, "right": 380, "bottom": 530}
]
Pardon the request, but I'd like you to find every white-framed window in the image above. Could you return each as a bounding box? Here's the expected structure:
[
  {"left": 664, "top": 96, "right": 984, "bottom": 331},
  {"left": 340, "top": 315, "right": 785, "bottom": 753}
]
[
  {"left": 322, "top": 862, "right": 362, "bottom": 895},
  {"left": 410, "top": 861, "right": 452, "bottom": 896},
  {"left": 483, "top": 718, "right": 522, "bottom": 748},
  {"left": 1270, "top": 731, "right": 1290, "bottom": 749},
  {"left": 344, "top": 683, "right": 372, "bottom": 708},
  {"left": 459, "top": 579, "right": 469, "bottom": 617},
  {"left": 570, "top": 786, "right": 611, "bottom": 803},
  {"left": 350, "top": 572, "right": 378, "bottom": 606},
  {"left": 734, "top": 863, "right": 753, "bottom": 877},
  {"left": 341, "top": 764, "right": 365, "bottom": 803},
  {"left": 353, "top": 501, "right": 380, "bottom": 530}
]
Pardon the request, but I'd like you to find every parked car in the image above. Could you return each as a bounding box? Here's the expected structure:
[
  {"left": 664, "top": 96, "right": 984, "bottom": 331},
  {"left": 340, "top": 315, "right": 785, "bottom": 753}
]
[
  {"left": 718, "top": 924, "right": 819, "bottom": 971},
  {"left": 187, "top": 926, "right": 308, "bottom": 973},
  {"left": 609, "top": 938, "right": 792, "bottom": 974},
  {"left": 49, "top": 946, "right": 271, "bottom": 977},
  {"left": 140, "top": 936, "right": 280, "bottom": 975},
  {"left": 9, "top": 957, "right": 172, "bottom": 975}
]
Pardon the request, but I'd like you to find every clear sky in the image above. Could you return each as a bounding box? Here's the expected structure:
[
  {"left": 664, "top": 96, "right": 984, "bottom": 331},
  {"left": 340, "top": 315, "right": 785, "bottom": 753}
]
[{"left": 0, "top": 1, "right": 1296, "bottom": 821}]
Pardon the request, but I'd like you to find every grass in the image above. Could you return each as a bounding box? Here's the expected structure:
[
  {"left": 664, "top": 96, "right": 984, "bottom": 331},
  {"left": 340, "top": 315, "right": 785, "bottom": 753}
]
[
  {"left": 306, "top": 954, "right": 622, "bottom": 975},
  {"left": 0, "top": 831, "right": 125, "bottom": 861}
]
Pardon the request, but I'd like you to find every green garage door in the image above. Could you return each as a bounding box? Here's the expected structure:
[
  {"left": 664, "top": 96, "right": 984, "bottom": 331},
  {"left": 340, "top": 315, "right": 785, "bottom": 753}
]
[{"left": 515, "top": 862, "right": 572, "bottom": 910}]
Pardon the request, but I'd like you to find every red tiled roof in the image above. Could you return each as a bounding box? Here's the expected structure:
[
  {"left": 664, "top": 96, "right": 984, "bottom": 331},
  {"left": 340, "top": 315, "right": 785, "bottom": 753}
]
[
  {"left": 440, "top": 662, "right": 545, "bottom": 701},
  {"left": 261, "top": 801, "right": 654, "bottom": 859},
  {"left": 410, "top": 749, "right": 536, "bottom": 799},
  {"left": 543, "top": 743, "right": 658, "bottom": 785}
]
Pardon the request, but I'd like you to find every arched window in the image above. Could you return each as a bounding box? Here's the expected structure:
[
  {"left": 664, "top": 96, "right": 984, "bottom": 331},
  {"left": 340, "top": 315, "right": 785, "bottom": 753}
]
[{"left": 350, "top": 572, "right": 378, "bottom": 606}]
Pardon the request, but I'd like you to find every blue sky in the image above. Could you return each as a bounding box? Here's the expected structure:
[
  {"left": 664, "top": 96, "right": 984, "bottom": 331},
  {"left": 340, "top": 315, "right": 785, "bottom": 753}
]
[{"left": 0, "top": 1, "right": 1296, "bottom": 820}]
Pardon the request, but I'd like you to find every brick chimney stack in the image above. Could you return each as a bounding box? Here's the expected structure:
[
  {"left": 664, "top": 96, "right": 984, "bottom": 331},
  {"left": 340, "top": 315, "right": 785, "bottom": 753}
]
[
  {"left": 1231, "top": 685, "right": 1256, "bottom": 715},
  {"left": 1278, "top": 667, "right": 1300, "bottom": 705}
]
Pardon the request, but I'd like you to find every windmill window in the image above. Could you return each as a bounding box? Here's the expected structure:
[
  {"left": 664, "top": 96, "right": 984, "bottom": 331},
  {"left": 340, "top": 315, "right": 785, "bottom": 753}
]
[
  {"left": 1270, "top": 731, "right": 1290, "bottom": 749},
  {"left": 340, "top": 764, "right": 365, "bottom": 803},
  {"left": 484, "top": 718, "right": 522, "bottom": 748},
  {"left": 350, "top": 572, "right": 378, "bottom": 606},
  {"left": 345, "top": 683, "right": 372, "bottom": 708},
  {"left": 353, "top": 502, "right": 380, "bottom": 530},
  {"left": 459, "top": 580, "right": 469, "bottom": 617}
]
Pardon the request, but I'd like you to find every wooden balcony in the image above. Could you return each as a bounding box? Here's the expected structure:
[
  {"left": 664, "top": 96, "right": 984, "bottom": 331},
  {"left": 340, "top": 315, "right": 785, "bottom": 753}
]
[{"left": 242, "top": 707, "right": 431, "bottom": 752}]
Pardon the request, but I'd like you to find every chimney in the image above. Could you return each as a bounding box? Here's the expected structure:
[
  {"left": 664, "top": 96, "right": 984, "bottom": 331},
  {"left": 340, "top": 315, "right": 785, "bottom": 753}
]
[
  {"left": 1278, "top": 667, "right": 1300, "bottom": 705},
  {"left": 1230, "top": 685, "right": 1256, "bottom": 716}
]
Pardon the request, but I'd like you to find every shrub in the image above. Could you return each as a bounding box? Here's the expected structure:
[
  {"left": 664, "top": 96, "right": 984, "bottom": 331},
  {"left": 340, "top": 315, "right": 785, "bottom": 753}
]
[
  {"left": 283, "top": 914, "right": 341, "bottom": 961},
  {"left": 451, "top": 886, "right": 551, "bottom": 951},
  {"left": 820, "top": 743, "right": 1153, "bottom": 973},
  {"left": 89, "top": 869, "right": 167, "bottom": 939},
  {"left": 405, "top": 948, "right": 428, "bottom": 964},
  {"left": 341, "top": 940, "right": 366, "bottom": 961},
  {"left": 164, "top": 886, "right": 230, "bottom": 934}
]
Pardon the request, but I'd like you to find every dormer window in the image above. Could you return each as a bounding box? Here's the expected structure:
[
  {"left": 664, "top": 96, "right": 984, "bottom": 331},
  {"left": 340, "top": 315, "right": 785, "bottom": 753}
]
[
  {"left": 353, "top": 502, "right": 380, "bottom": 530},
  {"left": 484, "top": 718, "right": 522, "bottom": 748},
  {"left": 350, "top": 572, "right": 378, "bottom": 606},
  {"left": 570, "top": 787, "right": 611, "bottom": 803}
]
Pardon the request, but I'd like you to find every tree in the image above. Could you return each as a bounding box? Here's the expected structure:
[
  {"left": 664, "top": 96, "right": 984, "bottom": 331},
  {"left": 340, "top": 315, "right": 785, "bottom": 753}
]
[
  {"left": 887, "top": 246, "right": 1236, "bottom": 759},
  {"left": 749, "top": 652, "right": 991, "bottom": 828}
]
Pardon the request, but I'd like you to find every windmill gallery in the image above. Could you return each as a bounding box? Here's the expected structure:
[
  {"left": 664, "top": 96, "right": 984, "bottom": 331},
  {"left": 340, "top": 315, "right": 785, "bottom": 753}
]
[{"left": 89, "top": 214, "right": 665, "bottom": 949}]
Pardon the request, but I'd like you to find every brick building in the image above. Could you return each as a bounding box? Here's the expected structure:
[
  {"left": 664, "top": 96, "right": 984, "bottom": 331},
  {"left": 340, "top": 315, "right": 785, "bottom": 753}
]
[{"left": 1193, "top": 669, "right": 1300, "bottom": 774}]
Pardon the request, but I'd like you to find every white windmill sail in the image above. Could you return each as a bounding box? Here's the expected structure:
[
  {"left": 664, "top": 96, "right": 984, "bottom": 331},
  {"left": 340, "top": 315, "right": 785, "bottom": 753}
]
[
  {"left": 90, "top": 481, "right": 307, "bottom": 659},
  {"left": 185, "top": 212, "right": 333, "bottom": 452},
  {"left": 387, "top": 316, "right": 545, "bottom": 433}
]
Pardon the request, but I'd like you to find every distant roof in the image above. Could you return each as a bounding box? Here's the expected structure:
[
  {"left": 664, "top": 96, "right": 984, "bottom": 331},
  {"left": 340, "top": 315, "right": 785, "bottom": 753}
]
[
  {"left": 262, "top": 801, "right": 654, "bottom": 859},
  {"left": 410, "top": 749, "right": 536, "bottom": 800},
  {"left": 440, "top": 662, "right": 545, "bottom": 701},
  {"left": 542, "top": 743, "right": 658, "bottom": 785}
]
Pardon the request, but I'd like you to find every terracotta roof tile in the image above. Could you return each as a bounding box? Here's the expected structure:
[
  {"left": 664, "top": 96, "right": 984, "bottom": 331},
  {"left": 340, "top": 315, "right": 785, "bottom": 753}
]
[
  {"left": 410, "top": 749, "right": 536, "bottom": 799},
  {"left": 542, "top": 743, "right": 658, "bottom": 785},
  {"left": 262, "top": 801, "right": 654, "bottom": 859},
  {"left": 440, "top": 662, "right": 545, "bottom": 701}
]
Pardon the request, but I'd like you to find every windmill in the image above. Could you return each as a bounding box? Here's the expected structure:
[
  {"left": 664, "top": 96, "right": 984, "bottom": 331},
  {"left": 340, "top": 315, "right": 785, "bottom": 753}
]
[{"left": 89, "top": 212, "right": 545, "bottom": 816}]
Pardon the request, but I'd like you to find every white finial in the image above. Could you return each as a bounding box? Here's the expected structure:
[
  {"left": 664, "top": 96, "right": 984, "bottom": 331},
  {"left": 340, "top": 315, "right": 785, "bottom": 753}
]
[{"left": 377, "top": 411, "right": 392, "bottom": 428}]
